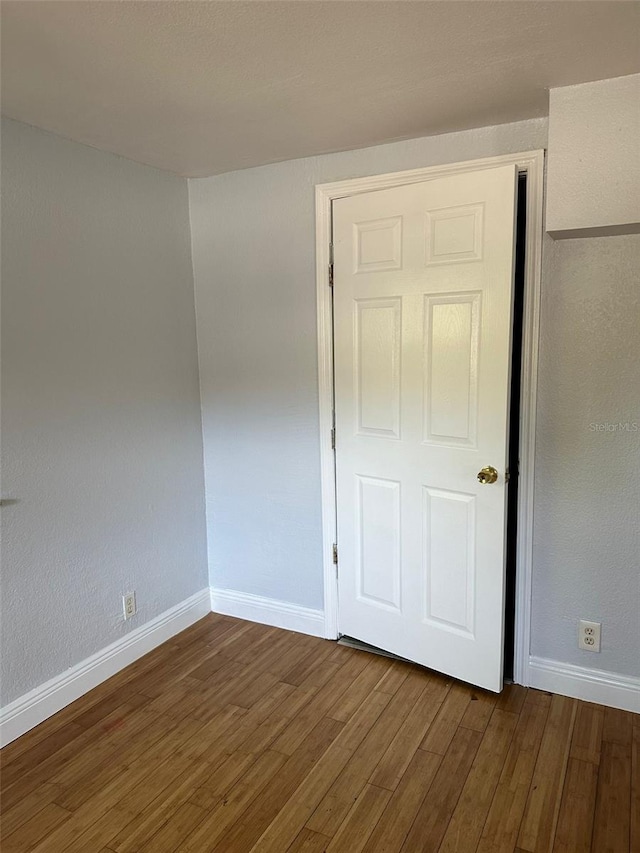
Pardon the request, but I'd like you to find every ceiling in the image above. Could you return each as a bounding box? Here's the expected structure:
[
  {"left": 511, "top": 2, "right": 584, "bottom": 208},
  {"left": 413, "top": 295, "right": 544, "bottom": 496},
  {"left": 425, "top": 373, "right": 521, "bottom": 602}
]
[{"left": 1, "top": 1, "right": 638, "bottom": 178}]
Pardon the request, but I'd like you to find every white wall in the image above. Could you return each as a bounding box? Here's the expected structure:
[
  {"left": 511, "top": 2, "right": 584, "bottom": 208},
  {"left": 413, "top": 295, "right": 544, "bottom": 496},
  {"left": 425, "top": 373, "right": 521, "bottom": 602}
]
[
  {"left": 189, "top": 118, "right": 547, "bottom": 610},
  {"left": 1, "top": 119, "right": 209, "bottom": 705},
  {"left": 546, "top": 74, "right": 640, "bottom": 238},
  {"left": 532, "top": 233, "right": 640, "bottom": 677}
]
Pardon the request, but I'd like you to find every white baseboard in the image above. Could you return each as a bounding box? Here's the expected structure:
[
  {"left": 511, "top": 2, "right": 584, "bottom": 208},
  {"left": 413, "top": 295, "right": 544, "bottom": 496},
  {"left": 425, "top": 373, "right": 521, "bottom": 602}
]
[
  {"left": 4, "top": 593, "right": 635, "bottom": 748},
  {"left": 210, "top": 587, "right": 325, "bottom": 638},
  {"left": 528, "top": 656, "right": 640, "bottom": 713},
  {"left": 0, "top": 588, "right": 211, "bottom": 747}
]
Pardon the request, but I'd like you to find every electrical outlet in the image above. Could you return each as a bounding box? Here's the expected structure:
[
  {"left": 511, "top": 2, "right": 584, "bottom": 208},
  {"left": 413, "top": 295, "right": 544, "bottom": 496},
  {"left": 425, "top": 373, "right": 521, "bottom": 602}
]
[
  {"left": 578, "top": 619, "right": 601, "bottom": 652},
  {"left": 123, "top": 592, "right": 136, "bottom": 620}
]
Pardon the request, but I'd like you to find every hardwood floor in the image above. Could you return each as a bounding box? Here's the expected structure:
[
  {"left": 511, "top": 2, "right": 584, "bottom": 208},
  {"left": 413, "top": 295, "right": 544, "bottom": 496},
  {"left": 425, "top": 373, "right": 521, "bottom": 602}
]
[{"left": 1, "top": 614, "right": 637, "bottom": 852}]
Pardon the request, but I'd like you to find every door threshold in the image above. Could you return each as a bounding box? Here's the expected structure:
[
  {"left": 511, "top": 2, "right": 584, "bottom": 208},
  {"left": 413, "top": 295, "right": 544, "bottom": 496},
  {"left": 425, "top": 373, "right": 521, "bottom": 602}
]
[
  {"left": 337, "top": 636, "right": 515, "bottom": 687},
  {"left": 337, "top": 636, "right": 409, "bottom": 662}
]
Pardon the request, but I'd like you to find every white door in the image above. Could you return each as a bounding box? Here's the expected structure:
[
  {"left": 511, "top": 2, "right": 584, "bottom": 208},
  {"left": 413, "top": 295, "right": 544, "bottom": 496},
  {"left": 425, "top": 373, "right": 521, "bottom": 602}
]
[{"left": 333, "top": 165, "right": 517, "bottom": 692}]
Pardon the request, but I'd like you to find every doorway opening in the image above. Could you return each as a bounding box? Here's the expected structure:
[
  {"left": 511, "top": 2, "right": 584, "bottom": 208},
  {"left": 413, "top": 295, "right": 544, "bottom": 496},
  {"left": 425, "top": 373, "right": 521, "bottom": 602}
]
[
  {"left": 503, "top": 172, "right": 527, "bottom": 681},
  {"left": 315, "top": 152, "right": 544, "bottom": 688}
]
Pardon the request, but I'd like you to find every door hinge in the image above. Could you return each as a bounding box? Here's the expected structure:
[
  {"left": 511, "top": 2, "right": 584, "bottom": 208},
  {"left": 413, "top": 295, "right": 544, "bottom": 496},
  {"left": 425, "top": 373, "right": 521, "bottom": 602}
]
[
  {"left": 328, "top": 263, "right": 334, "bottom": 287},
  {"left": 332, "top": 543, "right": 338, "bottom": 565},
  {"left": 331, "top": 427, "right": 336, "bottom": 450}
]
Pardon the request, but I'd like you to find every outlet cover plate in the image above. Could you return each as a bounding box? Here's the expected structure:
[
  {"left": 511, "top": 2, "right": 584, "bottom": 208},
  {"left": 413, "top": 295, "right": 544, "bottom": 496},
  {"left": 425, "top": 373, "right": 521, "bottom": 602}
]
[
  {"left": 123, "top": 592, "right": 137, "bottom": 620},
  {"left": 578, "top": 619, "right": 601, "bottom": 652}
]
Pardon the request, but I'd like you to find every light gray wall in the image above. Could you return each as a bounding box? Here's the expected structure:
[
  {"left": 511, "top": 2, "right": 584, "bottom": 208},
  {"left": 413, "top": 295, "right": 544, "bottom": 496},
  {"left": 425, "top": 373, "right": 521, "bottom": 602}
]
[
  {"left": 532, "top": 234, "right": 640, "bottom": 677},
  {"left": 1, "top": 119, "right": 208, "bottom": 705},
  {"left": 189, "top": 118, "right": 548, "bottom": 611}
]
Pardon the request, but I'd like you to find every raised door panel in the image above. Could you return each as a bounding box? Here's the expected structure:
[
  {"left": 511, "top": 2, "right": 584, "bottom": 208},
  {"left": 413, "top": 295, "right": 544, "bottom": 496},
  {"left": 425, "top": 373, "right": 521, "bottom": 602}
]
[
  {"left": 354, "top": 216, "right": 403, "bottom": 273},
  {"left": 423, "top": 292, "right": 481, "bottom": 447},
  {"left": 356, "top": 475, "right": 401, "bottom": 612},
  {"left": 355, "top": 297, "right": 401, "bottom": 438},
  {"left": 425, "top": 203, "right": 484, "bottom": 265},
  {"left": 423, "top": 487, "right": 476, "bottom": 638}
]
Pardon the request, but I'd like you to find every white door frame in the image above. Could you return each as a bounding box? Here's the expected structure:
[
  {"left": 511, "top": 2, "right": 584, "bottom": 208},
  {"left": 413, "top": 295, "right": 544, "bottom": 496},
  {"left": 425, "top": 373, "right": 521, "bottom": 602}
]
[{"left": 315, "top": 150, "right": 544, "bottom": 687}]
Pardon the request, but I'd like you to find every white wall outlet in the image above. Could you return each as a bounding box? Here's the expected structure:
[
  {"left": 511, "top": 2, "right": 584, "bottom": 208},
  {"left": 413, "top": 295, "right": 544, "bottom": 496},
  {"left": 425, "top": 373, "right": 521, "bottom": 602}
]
[
  {"left": 123, "top": 592, "right": 137, "bottom": 620},
  {"left": 578, "top": 619, "right": 601, "bottom": 652}
]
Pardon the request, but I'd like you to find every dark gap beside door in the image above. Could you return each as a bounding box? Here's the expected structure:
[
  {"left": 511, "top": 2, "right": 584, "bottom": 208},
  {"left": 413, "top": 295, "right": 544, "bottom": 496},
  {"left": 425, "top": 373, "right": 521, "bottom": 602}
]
[{"left": 503, "top": 172, "right": 527, "bottom": 681}]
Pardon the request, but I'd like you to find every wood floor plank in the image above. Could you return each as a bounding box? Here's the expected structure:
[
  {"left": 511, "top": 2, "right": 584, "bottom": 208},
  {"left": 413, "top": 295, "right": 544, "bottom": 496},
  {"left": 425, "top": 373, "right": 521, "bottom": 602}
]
[
  {"left": 189, "top": 751, "right": 256, "bottom": 810},
  {"left": 133, "top": 636, "right": 227, "bottom": 700},
  {"left": 2, "top": 615, "right": 636, "bottom": 853},
  {"left": 591, "top": 740, "right": 632, "bottom": 853},
  {"left": 459, "top": 690, "right": 498, "bottom": 733},
  {"left": 326, "top": 671, "right": 427, "bottom": 789},
  {"left": 476, "top": 691, "right": 551, "bottom": 853},
  {"left": 108, "top": 757, "right": 216, "bottom": 853},
  {"left": 493, "top": 683, "right": 528, "bottom": 715},
  {"left": 28, "top": 710, "right": 223, "bottom": 852},
  {"left": 286, "top": 827, "right": 332, "bottom": 852},
  {"left": 0, "top": 637, "right": 171, "bottom": 768},
  {"left": 104, "top": 716, "right": 217, "bottom": 817},
  {"left": 425, "top": 671, "right": 454, "bottom": 704},
  {"left": 362, "top": 748, "right": 442, "bottom": 853},
  {"left": 210, "top": 622, "right": 278, "bottom": 666},
  {"left": 438, "top": 708, "right": 519, "bottom": 853},
  {"left": 602, "top": 706, "right": 634, "bottom": 746},
  {"left": 325, "top": 784, "right": 391, "bottom": 853},
  {"left": 306, "top": 672, "right": 428, "bottom": 836},
  {"left": 374, "top": 660, "right": 414, "bottom": 695},
  {"left": 171, "top": 613, "right": 237, "bottom": 648},
  {"left": 50, "top": 706, "right": 160, "bottom": 790},
  {"left": 570, "top": 701, "right": 604, "bottom": 765},
  {"left": 0, "top": 711, "right": 81, "bottom": 767},
  {"left": 176, "top": 749, "right": 289, "bottom": 852},
  {"left": 188, "top": 650, "right": 234, "bottom": 681},
  {"left": 271, "top": 654, "right": 372, "bottom": 755},
  {"left": 228, "top": 683, "right": 306, "bottom": 756},
  {"left": 369, "top": 682, "right": 441, "bottom": 791},
  {"left": 138, "top": 802, "right": 208, "bottom": 853},
  {"left": 2, "top": 702, "right": 157, "bottom": 812},
  {"left": 424, "top": 670, "right": 452, "bottom": 695},
  {"left": 0, "top": 783, "right": 62, "bottom": 841},
  {"left": 53, "top": 710, "right": 184, "bottom": 811},
  {"left": 247, "top": 694, "right": 391, "bottom": 852},
  {"left": 143, "top": 675, "right": 212, "bottom": 720},
  {"left": 1, "top": 802, "right": 71, "bottom": 852},
  {"left": 420, "top": 682, "right": 474, "bottom": 755},
  {"left": 262, "top": 636, "right": 326, "bottom": 682},
  {"left": 167, "top": 703, "right": 249, "bottom": 764},
  {"left": 190, "top": 690, "right": 293, "bottom": 764},
  {"left": 328, "top": 655, "right": 393, "bottom": 724},
  {"left": 207, "top": 716, "right": 346, "bottom": 853},
  {"left": 29, "top": 757, "right": 186, "bottom": 851},
  {"left": 632, "top": 724, "right": 640, "bottom": 853},
  {"left": 281, "top": 640, "right": 335, "bottom": 687},
  {"left": 48, "top": 805, "right": 136, "bottom": 853},
  {"left": 401, "top": 726, "right": 482, "bottom": 852},
  {"left": 297, "top": 657, "right": 343, "bottom": 692},
  {"left": 552, "top": 758, "right": 598, "bottom": 853},
  {"left": 70, "top": 687, "right": 149, "bottom": 730},
  {"left": 0, "top": 722, "right": 85, "bottom": 790},
  {"left": 517, "top": 693, "right": 577, "bottom": 852}
]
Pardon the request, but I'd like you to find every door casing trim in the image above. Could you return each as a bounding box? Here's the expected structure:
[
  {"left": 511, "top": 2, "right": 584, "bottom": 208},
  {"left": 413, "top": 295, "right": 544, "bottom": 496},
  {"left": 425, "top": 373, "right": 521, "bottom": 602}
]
[{"left": 315, "top": 150, "right": 544, "bottom": 687}]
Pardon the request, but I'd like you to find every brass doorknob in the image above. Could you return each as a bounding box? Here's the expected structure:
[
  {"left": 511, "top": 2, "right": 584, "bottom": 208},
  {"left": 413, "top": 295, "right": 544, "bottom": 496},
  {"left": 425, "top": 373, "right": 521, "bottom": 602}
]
[{"left": 477, "top": 466, "right": 499, "bottom": 485}]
